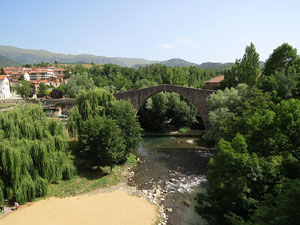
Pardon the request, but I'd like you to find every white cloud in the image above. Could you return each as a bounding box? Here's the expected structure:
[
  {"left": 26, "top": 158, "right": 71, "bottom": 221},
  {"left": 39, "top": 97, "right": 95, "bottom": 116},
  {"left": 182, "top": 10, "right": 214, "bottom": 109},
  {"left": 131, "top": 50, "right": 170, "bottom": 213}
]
[{"left": 161, "top": 43, "right": 175, "bottom": 49}]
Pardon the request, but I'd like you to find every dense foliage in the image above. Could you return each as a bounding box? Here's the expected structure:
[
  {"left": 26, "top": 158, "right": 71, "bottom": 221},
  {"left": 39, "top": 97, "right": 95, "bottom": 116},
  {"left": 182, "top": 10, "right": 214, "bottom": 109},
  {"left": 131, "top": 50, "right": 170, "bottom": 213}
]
[
  {"left": 11, "top": 80, "right": 34, "bottom": 98},
  {"left": 60, "top": 63, "right": 215, "bottom": 131},
  {"left": 63, "top": 72, "right": 95, "bottom": 98},
  {"left": 138, "top": 92, "right": 201, "bottom": 131},
  {"left": 61, "top": 63, "right": 216, "bottom": 96},
  {"left": 37, "top": 83, "right": 51, "bottom": 98},
  {"left": 68, "top": 88, "right": 142, "bottom": 167},
  {"left": 0, "top": 105, "right": 75, "bottom": 204},
  {"left": 197, "top": 43, "right": 300, "bottom": 225},
  {"left": 222, "top": 43, "right": 260, "bottom": 88}
]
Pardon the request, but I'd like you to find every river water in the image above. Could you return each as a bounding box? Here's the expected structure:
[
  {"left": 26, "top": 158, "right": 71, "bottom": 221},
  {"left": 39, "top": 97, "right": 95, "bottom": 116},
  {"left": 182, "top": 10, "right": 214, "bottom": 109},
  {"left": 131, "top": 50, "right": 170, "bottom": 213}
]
[{"left": 128, "top": 131, "right": 213, "bottom": 225}]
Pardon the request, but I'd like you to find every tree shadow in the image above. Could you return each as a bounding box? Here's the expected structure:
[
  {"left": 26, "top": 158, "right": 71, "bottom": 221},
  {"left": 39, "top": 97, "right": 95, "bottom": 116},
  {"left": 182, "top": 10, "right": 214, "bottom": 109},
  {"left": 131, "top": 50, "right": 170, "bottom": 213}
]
[{"left": 68, "top": 140, "right": 109, "bottom": 180}]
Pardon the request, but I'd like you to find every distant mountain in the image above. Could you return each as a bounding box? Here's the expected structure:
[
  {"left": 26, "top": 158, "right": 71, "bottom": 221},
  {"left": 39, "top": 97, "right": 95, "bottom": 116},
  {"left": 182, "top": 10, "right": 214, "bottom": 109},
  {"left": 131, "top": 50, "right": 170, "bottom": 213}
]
[
  {"left": 0, "top": 46, "right": 158, "bottom": 67},
  {"left": 199, "top": 61, "right": 265, "bottom": 71},
  {"left": 160, "top": 58, "right": 198, "bottom": 67},
  {"left": 0, "top": 55, "right": 21, "bottom": 67},
  {"left": 0, "top": 45, "right": 265, "bottom": 70},
  {"left": 199, "top": 62, "right": 235, "bottom": 71},
  {"left": 114, "top": 57, "right": 160, "bottom": 67}
]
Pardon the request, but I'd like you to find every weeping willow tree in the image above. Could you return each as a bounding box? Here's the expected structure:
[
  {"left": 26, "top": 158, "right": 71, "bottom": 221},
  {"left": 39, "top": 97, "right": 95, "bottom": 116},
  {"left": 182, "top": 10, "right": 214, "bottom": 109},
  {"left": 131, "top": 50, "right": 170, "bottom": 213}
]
[
  {"left": 68, "top": 88, "right": 142, "bottom": 167},
  {"left": 0, "top": 105, "right": 76, "bottom": 204}
]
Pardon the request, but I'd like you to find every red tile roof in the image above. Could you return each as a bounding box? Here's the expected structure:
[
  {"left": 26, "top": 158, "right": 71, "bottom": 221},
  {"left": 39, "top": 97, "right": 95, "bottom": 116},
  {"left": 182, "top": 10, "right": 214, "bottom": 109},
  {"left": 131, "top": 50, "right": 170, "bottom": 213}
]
[
  {"left": 0, "top": 75, "right": 7, "bottom": 80},
  {"left": 205, "top": 75, "right": 224, "bottom": 83}
]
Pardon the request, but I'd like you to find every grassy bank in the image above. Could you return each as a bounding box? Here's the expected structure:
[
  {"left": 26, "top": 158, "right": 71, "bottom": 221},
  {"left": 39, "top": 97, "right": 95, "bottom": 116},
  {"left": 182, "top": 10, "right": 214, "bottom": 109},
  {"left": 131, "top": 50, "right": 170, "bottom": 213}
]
[{"left": 46, "top": 153, "right": 137, "bottom": 198}]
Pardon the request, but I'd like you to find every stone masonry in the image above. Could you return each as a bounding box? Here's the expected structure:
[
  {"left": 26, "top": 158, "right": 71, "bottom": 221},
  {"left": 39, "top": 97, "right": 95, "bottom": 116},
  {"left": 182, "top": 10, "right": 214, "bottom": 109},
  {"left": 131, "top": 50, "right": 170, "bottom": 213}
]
[{"left": 114, "top": 84, "right": 215, "bottom": 129}]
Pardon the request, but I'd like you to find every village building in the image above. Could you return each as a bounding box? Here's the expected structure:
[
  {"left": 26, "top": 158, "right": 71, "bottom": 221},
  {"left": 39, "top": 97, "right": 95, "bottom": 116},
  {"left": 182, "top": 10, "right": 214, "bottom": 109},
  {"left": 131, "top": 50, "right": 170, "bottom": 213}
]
[
  {"left": 24, "top": 72, "right": 31, "bottom": 81},
  {"left": 204, "top": 75, "right": 224, "bottom": 90},
  {"left": 0, "top": 75, "right": 11, "bottom": 100},
  {"left": 4, "top": 66, "right": 67, "bottom": 93}
]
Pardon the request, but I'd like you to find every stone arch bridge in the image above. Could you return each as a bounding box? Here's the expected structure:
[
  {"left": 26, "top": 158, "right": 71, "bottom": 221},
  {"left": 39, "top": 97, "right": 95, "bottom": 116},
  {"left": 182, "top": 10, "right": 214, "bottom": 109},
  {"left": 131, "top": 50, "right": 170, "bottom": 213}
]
[{"left": 114, "top": 84, "right": 215, "bottom": 129}]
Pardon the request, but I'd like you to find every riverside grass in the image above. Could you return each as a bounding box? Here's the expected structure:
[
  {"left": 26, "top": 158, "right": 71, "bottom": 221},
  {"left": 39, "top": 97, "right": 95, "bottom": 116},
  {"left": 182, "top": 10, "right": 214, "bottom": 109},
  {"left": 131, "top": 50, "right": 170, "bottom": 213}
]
[
  {"left": 47, "top": 153, "right": 137, "bottom": 198},
  {"left": 0, "top": 104, "right": 76, "bottom": 204}
]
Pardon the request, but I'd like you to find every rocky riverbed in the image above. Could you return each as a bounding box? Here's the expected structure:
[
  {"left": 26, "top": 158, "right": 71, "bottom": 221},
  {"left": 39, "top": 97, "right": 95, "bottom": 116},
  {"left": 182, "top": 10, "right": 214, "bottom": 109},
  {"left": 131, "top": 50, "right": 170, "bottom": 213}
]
[{"left": 128, "top": 134, "right": 213, "bottom": 225}]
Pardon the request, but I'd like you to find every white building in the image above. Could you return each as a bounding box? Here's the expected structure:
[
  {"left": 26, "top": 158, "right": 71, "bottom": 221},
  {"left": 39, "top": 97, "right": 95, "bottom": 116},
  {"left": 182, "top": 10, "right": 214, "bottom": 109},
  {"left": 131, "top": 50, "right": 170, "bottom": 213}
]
[
  {"left": 24, "top": 72, "right": 31, "bottom": 81},
  {"left": 0, "top": 75, "right": 11, "bottom": 100},
  {"left": 30, "top": 71, "right": 54, "bottom": 80}
]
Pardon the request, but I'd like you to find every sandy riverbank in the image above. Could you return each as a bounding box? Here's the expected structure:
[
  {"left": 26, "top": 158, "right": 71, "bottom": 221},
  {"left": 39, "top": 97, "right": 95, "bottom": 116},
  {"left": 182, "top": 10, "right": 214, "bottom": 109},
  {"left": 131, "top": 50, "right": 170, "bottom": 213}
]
[{"left": 0, "top": 190, "right": 158, "bottom": 225}]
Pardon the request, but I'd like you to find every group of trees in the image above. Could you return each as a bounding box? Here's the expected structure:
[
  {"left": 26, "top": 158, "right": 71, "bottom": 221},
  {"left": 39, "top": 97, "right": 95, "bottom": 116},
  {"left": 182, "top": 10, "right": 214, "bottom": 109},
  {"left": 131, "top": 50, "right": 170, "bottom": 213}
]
[
  {"left": 54, "top": 64, "right": 216, "bottom": 132},
  {"left": 1, "top": 85, "right": 143, "bottom": 206},
  {"left": 12, "top": 63, "right": 216, "bottom": 100},
  {"left": 22, "top": 62, "right": 54, "bottom": 68},
  {"left": 11, "top": 80, "right": 34, "bottom": 98},
  {"left": 60, "top": 63, "right": 216, "bottom": 98},
  {"left": 196, "top": 43, "right": 300, "bottom": 225},
  {"left": 138, "top": 92, "right": 201, "bottom": 131},
  {"left": 68, "top": 88, "right": 142, "bottom": 168},
  {"left": 0, "top": 105, "right": 76, "bottom": 204},
  {"left": 11, "top": 81, "right": 52, "bottom": 98}
]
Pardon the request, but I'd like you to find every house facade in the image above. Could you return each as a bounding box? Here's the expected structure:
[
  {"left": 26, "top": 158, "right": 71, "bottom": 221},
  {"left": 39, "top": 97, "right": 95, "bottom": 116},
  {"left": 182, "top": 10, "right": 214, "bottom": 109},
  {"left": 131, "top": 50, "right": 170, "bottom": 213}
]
[{"left": 0, "top": 75, "right": 11, "bottom": 100}]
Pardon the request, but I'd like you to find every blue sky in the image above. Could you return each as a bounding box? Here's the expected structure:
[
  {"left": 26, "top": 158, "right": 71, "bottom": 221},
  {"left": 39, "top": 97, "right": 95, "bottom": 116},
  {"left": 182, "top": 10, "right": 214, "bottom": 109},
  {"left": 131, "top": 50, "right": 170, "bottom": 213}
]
[{"left": 1, "top": 0, "right": 300, "bottom": 63}]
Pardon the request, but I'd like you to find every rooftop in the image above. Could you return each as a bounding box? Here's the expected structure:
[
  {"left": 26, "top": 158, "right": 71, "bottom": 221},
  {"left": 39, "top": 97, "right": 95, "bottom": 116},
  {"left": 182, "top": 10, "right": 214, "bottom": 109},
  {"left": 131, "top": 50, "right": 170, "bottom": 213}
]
[
  {"left": 205, "top": 75, "right": 224, "bottom": 83},
  {"left": 0, "top": 75, "right": 7, "bottom": 80}
]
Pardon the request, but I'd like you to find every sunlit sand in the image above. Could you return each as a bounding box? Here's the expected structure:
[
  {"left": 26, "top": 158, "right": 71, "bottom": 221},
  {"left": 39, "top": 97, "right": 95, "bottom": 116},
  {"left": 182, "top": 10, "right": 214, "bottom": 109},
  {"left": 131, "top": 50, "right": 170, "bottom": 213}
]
[{"left": 0, "top": 190, "right": 157, "bottom": 225}]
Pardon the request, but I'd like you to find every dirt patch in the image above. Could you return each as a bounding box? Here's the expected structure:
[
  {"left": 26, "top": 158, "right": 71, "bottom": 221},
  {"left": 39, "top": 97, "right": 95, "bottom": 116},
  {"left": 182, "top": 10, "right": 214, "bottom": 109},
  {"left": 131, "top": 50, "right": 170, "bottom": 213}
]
[{"left": 0, "top": 190, "right": 158, "bottom": 225}]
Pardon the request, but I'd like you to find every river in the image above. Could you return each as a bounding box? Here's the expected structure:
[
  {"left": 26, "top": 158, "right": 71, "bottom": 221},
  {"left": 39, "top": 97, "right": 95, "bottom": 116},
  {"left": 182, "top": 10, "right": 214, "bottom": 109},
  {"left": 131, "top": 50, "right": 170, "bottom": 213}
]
[{"left": 128, "top": 131, "right": 213, "bottom": 225}]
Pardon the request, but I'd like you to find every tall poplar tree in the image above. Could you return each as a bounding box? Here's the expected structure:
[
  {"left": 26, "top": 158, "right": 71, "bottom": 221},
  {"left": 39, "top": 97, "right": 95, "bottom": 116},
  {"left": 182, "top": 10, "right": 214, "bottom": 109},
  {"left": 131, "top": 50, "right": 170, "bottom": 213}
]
[{"left": 222, "top": 43, "right": 260, "bottom": 88}]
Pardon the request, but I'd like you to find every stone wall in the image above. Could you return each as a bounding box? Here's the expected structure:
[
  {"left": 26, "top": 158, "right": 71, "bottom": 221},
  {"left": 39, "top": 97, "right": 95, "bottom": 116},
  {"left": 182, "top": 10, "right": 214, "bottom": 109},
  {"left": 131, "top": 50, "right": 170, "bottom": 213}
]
[{"left": 114, "top": 84, "right": 214, "bottom": 129}]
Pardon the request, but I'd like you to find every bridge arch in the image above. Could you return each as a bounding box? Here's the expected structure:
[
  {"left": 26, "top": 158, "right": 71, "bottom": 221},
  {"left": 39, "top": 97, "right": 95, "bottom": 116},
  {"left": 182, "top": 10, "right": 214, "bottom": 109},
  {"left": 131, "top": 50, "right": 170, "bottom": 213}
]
[{"left": 114, "top": 85, "right": 214, "bottom": 129}]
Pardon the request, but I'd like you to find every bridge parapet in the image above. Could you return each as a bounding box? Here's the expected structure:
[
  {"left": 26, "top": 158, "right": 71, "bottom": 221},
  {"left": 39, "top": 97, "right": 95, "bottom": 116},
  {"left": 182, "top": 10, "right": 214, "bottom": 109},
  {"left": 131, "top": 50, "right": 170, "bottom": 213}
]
[{"left": 114, "top": 84, "right": 215, "bottom": 129}]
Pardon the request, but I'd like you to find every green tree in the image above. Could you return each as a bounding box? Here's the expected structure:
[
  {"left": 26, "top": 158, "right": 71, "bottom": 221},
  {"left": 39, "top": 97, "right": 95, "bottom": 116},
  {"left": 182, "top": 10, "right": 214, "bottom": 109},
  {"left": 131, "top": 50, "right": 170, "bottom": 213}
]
[
  {"left": 109, "top": 100, "right": 142, "bottom": 154},
  {"left": 68, "top": 88, "right": 142, "bottom": 167},
  {"left": 0, "top": 105, "right": 75, "bottom": 205},
  {"left": 238, "top": 43, "right": 260, "bottom": 86},
  {"left": 138, "top": 92, "right": 200, "bottom": 131},
  {"left": 12, "top": 80, "right": 34, "bottom": 98},
  {"left": 63, "top": 72, "right": 95, "bottom": 98},
  {"left": 38, "top": 83, "right": 48, "bottom": 97},
  {"left": 34, "top": 62, "right": 51, "bottom": 67},
  {"left": 134, "top": 79, "right": 158, "bottom": 89},
  {"left": 263, "top": 43, "right": 300, "bottom": 76},
  {"left": 222, "top": 43, "right": 260, "bottom": 88},
  {"left": 196, "top": 136, "right": 282, "bottom": 225},
  {"left": 204, "top": 84, "right": 248, "bottom": 142},
  {"left": 79, "top": 116, "right": 127, "bottom": 167},
  {"left": 0, "top": 68, "right": 5, "bottom": 75},
  {"left": 244, "top": 179, "right": 300, "bottom": 225},
  {"left": 259, "top": 44, "right": 300, "bottom": 99}
]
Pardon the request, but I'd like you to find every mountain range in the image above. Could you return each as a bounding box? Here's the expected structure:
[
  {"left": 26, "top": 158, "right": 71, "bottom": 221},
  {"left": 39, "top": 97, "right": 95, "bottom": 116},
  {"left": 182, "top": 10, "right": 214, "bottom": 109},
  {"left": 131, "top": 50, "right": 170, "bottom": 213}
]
[
  {"left": 0, "top": 45, "right": 264, "bottom": 70},
  {"left": 0, "top": 55, "right": 21, "bottom": 67}
]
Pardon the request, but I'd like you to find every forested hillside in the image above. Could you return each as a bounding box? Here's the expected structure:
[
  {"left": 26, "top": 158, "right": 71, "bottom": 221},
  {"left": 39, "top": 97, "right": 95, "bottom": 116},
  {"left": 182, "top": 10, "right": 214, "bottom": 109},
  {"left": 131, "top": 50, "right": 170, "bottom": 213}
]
[
  {"left": 0, "top": 55, "right": 21, "bottom": 67},
  {"left": 0, "top": 46, "right": 158, "bottom": 67},
  {"left": 0, "top": 45, "right": 245, "bottom": 70}
]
